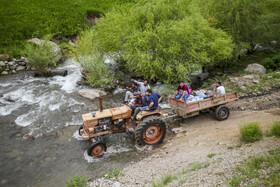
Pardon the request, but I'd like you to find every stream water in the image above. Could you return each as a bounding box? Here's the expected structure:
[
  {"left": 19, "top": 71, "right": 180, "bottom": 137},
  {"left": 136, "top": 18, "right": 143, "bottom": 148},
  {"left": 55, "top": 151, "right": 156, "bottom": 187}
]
[{"left": 0, "top": 59, "right": 156, "bottom": 187}]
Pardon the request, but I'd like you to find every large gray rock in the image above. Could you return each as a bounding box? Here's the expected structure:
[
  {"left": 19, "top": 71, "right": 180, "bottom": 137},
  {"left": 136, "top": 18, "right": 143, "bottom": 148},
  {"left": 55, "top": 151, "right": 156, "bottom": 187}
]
[
  {"left": 16, "top": 65, "right": 25, "bottom": 71},
  {"left": 1, "top": 71, "right": 8, "bottom": 75},
  {"left": 8, "top": 61, "right": 15, "bottom": 66},
  {"left": 245, "top": 63, "right": 266, "bottom": 74},
  {"left": 78, "top": 89, "right": 107, "bottom": 100},
  {"left": 0, "top": 61, "right": 5, "bottom": 67},
  {"left": 28, "top": 38, "right": 62, "bottom": 55}
]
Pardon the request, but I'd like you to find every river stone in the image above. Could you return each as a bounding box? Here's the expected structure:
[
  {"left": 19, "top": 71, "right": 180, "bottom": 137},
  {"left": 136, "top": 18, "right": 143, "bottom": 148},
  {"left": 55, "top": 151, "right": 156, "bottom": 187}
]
[
  {"left": 16, "top": 65, "right": 26, "bottom": 71},
  {"left": 1, "top": 71, "right": 8, "bottom": 75},
  {"left": 0, "top": 61, "right": 5, "bottom": 67},
  {"left": 28, "top": 38, "right": 62, "bottom": 55},
  {"left": 78, "top": 89, "right": 107, "bottom": 100},
  {"left": 8, "top": 61, "right": 15, "bottom": 66},
  {"left": 245, "top": 63, "right": 266, "bottom": 74},
  {"left": 11, "top": 70, "right": 16, "bottom": 74},
  {"left": 243, "top": 75, "right": 254, "bottom": 79}
]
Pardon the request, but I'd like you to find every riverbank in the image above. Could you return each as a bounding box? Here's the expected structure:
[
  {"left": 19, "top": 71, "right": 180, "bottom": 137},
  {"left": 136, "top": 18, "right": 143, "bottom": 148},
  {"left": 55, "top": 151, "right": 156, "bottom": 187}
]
[{"left": 88, "top": 91, "right": 280, "bottom": 186}]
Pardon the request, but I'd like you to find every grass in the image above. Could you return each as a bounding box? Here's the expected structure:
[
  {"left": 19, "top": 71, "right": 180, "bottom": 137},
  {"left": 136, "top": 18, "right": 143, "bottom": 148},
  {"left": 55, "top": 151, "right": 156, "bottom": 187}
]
[
  {"left": 228, "top": 148, "right": 280, "bottom": 186},
  {"left": 207, "top": 153, "right": 216, "bottom": 158},
  {"left": 66, "top": 176, "right": 88, "bottom": 187},
  {"left": 0, "top": 0, "right": 135, "bottom": 57},
  {"left": 271, "top": 121, "right": 280, "bottom": 137},
  {"left": 104, "top": 168, "right": 124, "bottom": 179},
  {"left": 227, "top": 146, "right": 234, "bottom": 150},
  {"left": 153, "top": 162, "right": 210, "bottom": 186},
  {"left": 239, "top": 122, "right": 263, "bottom": 143}
]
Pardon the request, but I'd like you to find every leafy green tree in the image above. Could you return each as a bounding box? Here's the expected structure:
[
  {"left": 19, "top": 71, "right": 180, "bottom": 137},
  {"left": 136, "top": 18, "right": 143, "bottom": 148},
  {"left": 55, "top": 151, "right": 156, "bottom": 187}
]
[{"left": 75, "top": 0, "right": 234, "bottom": 83}]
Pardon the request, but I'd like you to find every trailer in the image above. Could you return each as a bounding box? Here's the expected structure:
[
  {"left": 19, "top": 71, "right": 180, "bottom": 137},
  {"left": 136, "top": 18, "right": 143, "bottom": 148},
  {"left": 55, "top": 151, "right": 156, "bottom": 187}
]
[{"left": 168, "top": 92, "right": 238, "bottom": 120}]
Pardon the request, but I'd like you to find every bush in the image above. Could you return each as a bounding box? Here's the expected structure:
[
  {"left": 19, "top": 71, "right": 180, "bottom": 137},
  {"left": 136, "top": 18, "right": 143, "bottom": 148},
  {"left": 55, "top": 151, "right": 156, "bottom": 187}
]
[
  {"left": 24, "top": 39, "right": 61, "bottom": 73},
  {"left": 240, "top": 122, "right": 263, "bottom": 143},
  {"left": 66, "top": 176, "right": 88, "bottom": 187},
  {"left": 271, "top": 121, "right": 280, "bottom": 137},
  {"left": 263, "top": 53, "right": 280, "bottom": 71}
]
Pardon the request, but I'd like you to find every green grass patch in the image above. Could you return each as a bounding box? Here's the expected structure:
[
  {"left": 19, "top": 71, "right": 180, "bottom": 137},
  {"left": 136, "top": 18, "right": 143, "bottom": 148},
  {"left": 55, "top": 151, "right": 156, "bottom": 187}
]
[
  {"left": 66, "top": 176, "right": 88, "bottom": 187},
  {"left": 104, "top": 168, "right": 124, "bottom": 179},
  {"left": 240, "top": 122, "right": 263, "bottom": 143},
  {"left": 207, "top": 153, "right": 216, "bottom": 158},
  {"left": 227, "top": 146, "right": 234, "bottom": 150},
  {"left": 271, "top": 121, "right": 280, "bottom": 137},
  {"left": 153, "top": 174, "right": 178, "bottom": 187},
  {"left": 228, "top": 148, "right": 280, "bottom": 186}
]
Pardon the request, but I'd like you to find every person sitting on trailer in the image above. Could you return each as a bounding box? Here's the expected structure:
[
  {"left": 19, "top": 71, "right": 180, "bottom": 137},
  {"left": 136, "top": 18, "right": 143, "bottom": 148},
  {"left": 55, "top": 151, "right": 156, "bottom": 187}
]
[
  {"left": 214, "top": 81, "right": 226, "bottom": 97},
  {"left": 132, "top": 89, "right": 162, "bottom": 120},
  {"left": 174, "top": 81, "right": 189, "bottom": 101},
  {"left": 124, "top": 82, "right": 139, "bottom": 104}
]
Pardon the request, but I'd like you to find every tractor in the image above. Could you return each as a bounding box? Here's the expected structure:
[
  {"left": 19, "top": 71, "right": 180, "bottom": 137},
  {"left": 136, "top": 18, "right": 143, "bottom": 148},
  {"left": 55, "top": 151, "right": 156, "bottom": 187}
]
[{"left": 79, "top": 93, "right": 168, "bottom": 157}]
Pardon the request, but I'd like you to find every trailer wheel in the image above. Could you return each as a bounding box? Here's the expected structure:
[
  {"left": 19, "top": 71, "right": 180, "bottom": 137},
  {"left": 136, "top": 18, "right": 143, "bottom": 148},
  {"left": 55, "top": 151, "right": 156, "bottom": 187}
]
[
  {"left": 135, "top": 117, "right": 166, "bottom": 146},
  {"left": 88, "top": 142, "right": 107, "bottom": 157},
  {"left": 78, "top": 125, "right": 83, "bottom": 136},
  {"left": 215, "top": 105, "right": 230, "bottom": 121}
]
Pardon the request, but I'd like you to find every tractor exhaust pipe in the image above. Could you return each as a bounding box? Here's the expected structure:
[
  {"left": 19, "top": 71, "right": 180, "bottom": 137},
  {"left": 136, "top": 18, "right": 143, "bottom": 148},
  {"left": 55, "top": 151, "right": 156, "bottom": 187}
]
[{"left": 99, "top": 92, "right": 103, "bottom": 112}]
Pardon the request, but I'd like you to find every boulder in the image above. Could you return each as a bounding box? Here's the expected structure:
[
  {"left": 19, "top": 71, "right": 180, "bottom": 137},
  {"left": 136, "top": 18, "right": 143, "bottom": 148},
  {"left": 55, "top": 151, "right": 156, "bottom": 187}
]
[
  {"left": 252, "top": 80, "right": 259, "bottom": 84},
  {"left": 8, "top": 61, "right": 15, "bottom": 66},
  {"left": 78, "top": 89, "right": 107, "bottom": 100},
  {"left": 240, "top": 86, "right": 247, "bottom": 91},
  {"left": 16, "top": 65, "right": 26, "bottom": 71},
  {"left": 1, "top": 71, "right": 8, "bottom": 75},
  {"left": 28, "top": 38, "right": 62, "bottom": 55},
  {"left": 243, "top": 75, "right": 254, "bottom": 79},
  {"left": 245, "top": 63, "right": 266, "bottom": 74},
  {"left": 0, "top": 61, "right": 5, "bottom": 67}
]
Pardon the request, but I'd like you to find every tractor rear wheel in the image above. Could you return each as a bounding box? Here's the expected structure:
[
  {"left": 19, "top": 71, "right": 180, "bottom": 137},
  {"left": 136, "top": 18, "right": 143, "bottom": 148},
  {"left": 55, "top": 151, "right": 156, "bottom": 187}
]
[
  {"left": 88, "top": 142, "right": 107, "bottom": 157},
  {"left": 215, "top": 105, "right": 230, "bottom": 121},
  {"left": 135, "top": 117, "right": 166, "bottom": 146}
]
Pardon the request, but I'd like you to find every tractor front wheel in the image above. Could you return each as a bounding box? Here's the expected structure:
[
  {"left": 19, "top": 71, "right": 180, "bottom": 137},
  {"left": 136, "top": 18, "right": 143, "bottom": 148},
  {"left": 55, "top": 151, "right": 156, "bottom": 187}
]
[
  {"left": 135, "top": 117, "right": 166, "bottom": 146},
  {"left": 88, "top": 142, "right": 107, "bottom": 157}
]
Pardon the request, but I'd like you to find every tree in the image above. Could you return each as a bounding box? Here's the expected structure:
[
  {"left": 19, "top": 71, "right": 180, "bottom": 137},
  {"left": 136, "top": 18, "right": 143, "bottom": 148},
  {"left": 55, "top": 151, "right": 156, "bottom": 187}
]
[{"left": 75, "top": 0, "right": 234, "bottom": 83}]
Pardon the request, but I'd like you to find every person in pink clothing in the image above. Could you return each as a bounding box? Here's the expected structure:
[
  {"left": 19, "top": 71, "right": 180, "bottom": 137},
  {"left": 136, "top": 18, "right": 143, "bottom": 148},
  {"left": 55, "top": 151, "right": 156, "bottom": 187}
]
[{"left": 174, "top": 81, "right": 189, "bottom": 101}]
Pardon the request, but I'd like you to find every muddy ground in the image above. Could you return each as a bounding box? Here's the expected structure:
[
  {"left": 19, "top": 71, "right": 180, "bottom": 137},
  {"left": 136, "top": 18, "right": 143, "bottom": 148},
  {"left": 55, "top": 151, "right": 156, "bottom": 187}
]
[{"left": 90, "top": 90, "right": 280, "bottom": 187}]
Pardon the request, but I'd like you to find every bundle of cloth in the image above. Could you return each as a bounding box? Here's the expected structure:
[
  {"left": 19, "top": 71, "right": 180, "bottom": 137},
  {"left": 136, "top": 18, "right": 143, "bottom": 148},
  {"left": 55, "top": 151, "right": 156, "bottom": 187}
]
[{"left": 186, "top": 89, "right": 214, "bottom": 104}]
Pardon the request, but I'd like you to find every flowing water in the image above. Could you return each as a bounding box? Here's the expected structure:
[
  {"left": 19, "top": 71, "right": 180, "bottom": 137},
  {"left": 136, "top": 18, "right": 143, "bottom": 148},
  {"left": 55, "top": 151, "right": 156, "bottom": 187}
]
[{"left": 0, "top": 59, "right": 151, "bottom": 187}]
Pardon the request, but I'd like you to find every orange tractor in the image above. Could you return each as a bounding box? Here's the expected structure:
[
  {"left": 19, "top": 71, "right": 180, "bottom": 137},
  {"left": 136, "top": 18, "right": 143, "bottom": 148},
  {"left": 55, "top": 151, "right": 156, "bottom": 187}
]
[{"left": 79, "top": 93, "right": 168, "bottom": 157}]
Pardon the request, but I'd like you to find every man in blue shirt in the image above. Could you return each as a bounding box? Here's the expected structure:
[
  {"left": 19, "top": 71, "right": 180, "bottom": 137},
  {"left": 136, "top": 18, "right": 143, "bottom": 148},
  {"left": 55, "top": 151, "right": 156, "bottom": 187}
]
[{"left": 132, "top": 89, "right": 162, "bottom": 120}]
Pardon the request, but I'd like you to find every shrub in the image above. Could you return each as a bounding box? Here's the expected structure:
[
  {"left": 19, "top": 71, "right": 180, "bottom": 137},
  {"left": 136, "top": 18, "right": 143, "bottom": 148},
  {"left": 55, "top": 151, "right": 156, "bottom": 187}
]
[
  {"left": 24, "top": 39, "right": 61, "bottom": 73},
  {"left": 271, "top": 121, "right": 280, "bottom": 137},
  {"left": 66, "top": 176, "right": 88, "bottom": 187},
  {"left": 263, "top": 53, "right": 280, "bottom": 71},
  {"left": 104, "top": 168, "right": 124, "bottom": 179},
  {"left": 240, "top": 122, "right": 263, "bottom": 143}
]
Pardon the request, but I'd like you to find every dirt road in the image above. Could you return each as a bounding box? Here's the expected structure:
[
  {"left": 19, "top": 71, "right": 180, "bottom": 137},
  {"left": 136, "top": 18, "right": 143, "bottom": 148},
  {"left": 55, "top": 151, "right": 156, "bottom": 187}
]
[{"left": 90, "top": 91, "right": 280, "bottom": 187}]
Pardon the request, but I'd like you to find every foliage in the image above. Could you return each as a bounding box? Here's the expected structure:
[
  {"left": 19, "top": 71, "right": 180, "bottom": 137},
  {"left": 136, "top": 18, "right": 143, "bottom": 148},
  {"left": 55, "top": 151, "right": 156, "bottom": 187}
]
[
  {"left": 66, "top": 176, "right": 88, "bottom": 187},
  {"left": 24, "top": 38, "right": 61, "bottom": 73},
  {"left": 0, "top": 0, "right": 135, "bottom": 57},
  {"left": 198, "top": 0, "right": 280, "bottom": 50},
  {"left": 270, "top": 121, "right": 280, "bottom": 137},
  {"left": 74, "top": 30, "right": 115, "bottom": 89},
  {"left": 75, "top": 0, "right": 234, "bottom": 84},
  {"left": 104, "top": 168, "right": 124, "bottom": 179},
  {"left": 228, "top": 148, "right": 280, "bottom": 186},
  {"left": 207, "top": 153, "right": 216, "bottom": 158},
  {"left": 263, "top": 53, "right": 280, "bottom": 71},
  {"left": 239, "top": 123, "right": 263, "bottom": 143}
]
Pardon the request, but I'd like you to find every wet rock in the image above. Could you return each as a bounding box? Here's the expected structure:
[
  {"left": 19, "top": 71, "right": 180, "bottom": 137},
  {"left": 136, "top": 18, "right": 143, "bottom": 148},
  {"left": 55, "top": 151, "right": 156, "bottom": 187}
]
[
  {"left": 245, "top": 63, "right": 266, "bottom": 74},
  {"left": 16, "top": 65, "right": 26, "bottom": 71},
  {"left": 4, "top": 97, "right": 15, "bottom": 102},
  {"left": 1, "top": 71, "right": 8, "bottom": 75},
  {"left": 78, "top": 89, "right": 107, "bottom": 100},
  {"left": 243, "top": 75, "right": 254, "bottom": 79},
  {"left": 0, "top": 61, "right": 5, "bottom": 67}
]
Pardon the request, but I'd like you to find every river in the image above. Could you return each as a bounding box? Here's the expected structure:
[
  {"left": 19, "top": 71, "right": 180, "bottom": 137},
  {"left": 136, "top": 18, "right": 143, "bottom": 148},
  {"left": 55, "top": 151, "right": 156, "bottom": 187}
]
[{"left": 0, "top": 59, "right": 159, "bottom": 187}]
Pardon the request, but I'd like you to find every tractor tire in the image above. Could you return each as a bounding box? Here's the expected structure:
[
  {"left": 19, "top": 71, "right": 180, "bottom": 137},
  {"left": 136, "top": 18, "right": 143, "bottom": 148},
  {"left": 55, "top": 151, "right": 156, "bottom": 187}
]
[
  {"left": 78, "top": 125, "right": 83, "bottom": 136},
  {"left": 135, "top": 117, "right": 166, "bottom": 146},
  {"left": 215, "top": 105, "right": 230, "bottom": 121},
  {"left": 88, "top": 142, "right": 107, "bottom": 157}
]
